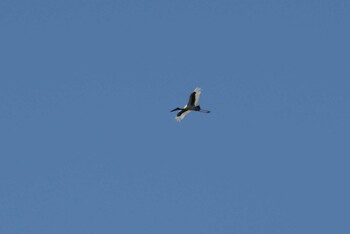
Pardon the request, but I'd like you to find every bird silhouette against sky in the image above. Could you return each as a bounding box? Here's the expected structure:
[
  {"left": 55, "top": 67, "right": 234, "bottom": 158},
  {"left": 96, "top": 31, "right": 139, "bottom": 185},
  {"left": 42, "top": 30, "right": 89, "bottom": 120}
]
[{"left": 171, "top": 87, "right": 210, "bottom": 122}]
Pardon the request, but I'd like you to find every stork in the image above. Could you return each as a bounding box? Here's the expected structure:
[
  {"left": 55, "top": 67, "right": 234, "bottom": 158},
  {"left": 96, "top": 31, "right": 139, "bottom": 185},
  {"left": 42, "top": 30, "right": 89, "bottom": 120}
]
[{"left": 171, "top": 87, "right": 210, "bottom": 122}]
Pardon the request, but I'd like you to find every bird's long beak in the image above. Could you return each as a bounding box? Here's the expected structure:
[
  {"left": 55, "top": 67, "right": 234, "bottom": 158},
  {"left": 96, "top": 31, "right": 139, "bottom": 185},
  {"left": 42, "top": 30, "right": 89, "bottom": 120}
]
[{"left": 170, "top": 108, "right": 180, "bottom": 112}]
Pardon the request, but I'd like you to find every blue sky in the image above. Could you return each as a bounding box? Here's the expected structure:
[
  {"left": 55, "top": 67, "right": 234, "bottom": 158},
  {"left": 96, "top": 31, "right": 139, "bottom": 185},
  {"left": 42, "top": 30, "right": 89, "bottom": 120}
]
[{"left": 1, "top": 0, "right": 350, "bottom": 233}]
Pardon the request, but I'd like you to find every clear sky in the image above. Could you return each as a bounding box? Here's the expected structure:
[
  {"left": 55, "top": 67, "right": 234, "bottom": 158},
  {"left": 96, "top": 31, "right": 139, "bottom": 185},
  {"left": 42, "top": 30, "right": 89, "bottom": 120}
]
[{"left": 1, "top": 0, "right": 350, "bottom": 233}]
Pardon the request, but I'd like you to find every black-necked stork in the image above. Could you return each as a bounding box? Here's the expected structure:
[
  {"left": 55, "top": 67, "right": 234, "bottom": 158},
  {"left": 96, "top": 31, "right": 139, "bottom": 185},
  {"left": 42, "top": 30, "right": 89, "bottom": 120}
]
[{"left": 170, "top": 87, "right": 210, "bottom": 122}]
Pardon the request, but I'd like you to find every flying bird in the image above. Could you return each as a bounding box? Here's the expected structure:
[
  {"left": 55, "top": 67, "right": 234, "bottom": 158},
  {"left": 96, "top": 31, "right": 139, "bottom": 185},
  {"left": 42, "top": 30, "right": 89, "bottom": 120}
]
[{"left": 171, "top": 87, "right": 210, "bottom": 122}]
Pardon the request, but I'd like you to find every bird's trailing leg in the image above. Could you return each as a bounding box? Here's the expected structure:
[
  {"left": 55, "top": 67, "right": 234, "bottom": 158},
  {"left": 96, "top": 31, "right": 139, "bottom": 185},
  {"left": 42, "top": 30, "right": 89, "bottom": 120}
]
[{"left": 198, "top": 109, "right": 210, "bottom": 113}]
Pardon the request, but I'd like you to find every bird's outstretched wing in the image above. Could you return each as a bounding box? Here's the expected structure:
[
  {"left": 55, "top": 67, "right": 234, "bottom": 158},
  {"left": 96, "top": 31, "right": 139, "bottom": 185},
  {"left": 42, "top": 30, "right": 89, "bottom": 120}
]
[
  {"left": 175, "top": 109, "right": 191, "bottom": 122},
  {"left": 187, "top": 87, "right": 201, "bottom": 106}
]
